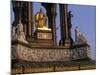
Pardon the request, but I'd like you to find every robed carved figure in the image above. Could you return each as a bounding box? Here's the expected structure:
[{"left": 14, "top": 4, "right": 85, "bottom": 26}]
[{"left": 35, "top": 8, "right": 47, "bottom": 28}]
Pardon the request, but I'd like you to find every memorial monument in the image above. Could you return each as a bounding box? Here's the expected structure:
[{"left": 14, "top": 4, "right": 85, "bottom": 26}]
[{"left": 11, "top": 1, "right": 96, "bottom": 74}]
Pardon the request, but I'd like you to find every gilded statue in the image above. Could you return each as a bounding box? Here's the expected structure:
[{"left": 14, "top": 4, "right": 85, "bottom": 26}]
[{"left": 35, "top": 8, "right": 47, "bottom": 28}]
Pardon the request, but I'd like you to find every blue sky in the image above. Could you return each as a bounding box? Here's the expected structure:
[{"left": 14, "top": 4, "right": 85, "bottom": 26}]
[
  {"left": 33, "top": 2, "right": 96, "bottom": 60},
  {"left": 68, "top": 4, "right": 96, "bottom": 60}
]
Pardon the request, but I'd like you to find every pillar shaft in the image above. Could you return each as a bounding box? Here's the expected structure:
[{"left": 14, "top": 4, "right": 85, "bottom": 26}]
[
  {"left": 22, "top": 2, "right": 33, "bottom": 37},
  {"left": 42, "top": 3, "right": 57, "bottom": 45},
  {"left": 12, "top": 1, "right": 23, "bottom": 25},
  {"left": 59, "top": 4, "right": 72, "bottom": 47},
  {"left": 12, "top": 1, "right": 33, "bottom": 38},
  {"left": 59, "top": 4, "right": 68, "bottom": 39}
]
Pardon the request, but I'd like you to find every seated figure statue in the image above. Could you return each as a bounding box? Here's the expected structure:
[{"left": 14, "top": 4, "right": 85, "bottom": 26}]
[
  {"left": 12, "top": 20, "right": 28, "bottom": 43},
  {"left": 35, "top": 8, "right": 50, "bottom": 31}
]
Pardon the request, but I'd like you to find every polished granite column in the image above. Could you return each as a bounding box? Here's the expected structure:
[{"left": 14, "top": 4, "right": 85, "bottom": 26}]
[
  {"left": 12, "top": 1, "right": 34, "bottom": 38},
  {"left": 42, "top": 3, "right": 57, "bottom": 45},
  {"left": 59, "top": 4, "right": 72, "bottom": 47}
]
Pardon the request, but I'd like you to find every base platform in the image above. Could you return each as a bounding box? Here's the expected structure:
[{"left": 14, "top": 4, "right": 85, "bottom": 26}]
[{"left": 11, "top": 59, "right": 96, "bottom": 74}]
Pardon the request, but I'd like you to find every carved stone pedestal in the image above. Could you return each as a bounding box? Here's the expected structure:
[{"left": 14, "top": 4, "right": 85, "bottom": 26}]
[{"left": 33, "top": 28, "right": 53, "bottom": 46}]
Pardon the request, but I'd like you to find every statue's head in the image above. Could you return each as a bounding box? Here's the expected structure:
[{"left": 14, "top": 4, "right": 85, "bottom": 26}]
[{"left": 40, "top": 8, "right": 43, "bottom": 12}]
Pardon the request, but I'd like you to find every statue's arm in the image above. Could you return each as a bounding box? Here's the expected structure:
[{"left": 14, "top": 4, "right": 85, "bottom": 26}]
[{"left": 35, "top": 12, "right": 39, "bottom": 21}]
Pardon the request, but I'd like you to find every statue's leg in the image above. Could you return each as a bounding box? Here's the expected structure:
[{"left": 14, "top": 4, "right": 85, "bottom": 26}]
[
  {"left": 39, "top": 21, "right": 41, "bottom": 27},
  {"left": 41, "top": 20, "right": 43, "bottom": 28}
]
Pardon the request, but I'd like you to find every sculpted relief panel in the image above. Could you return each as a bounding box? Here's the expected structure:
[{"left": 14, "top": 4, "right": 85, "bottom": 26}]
[
  {"left": 16, "top": 45, "right": 71, "bottom": 62},
  {"left": 12, "top": 44, "right": 88, "bottom": 62}
]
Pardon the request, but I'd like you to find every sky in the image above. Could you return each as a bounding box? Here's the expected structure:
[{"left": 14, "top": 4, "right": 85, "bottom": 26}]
[
  {"left": 68, "top": 4, "right": 96, "bottom": 60},
  {"left": 11, "top": 2, "right": 96, "bottom": 60},
  {"left": 33, "top": 2, "right": 96, "bottom": 60}
]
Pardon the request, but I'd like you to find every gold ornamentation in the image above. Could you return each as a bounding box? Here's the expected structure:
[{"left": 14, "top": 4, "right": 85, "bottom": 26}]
[{"left": 35, "top": 8, "right": 47, "bottom": 28}]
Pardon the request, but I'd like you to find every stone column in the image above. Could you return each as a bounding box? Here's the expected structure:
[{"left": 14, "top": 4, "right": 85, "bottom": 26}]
[
  {"left": 28, "top": 2, "right": 34, "bottom": 37},
  {"left": 12, "top": 1, "right": 33, "bottom": 39},
  {"left": 42, "top": 3, "right": 57, "bottom": 45},
  {"left": 21, "top": 2, "right": 33, "bottom": 38},
  {"left": 12, "top": 1, "right": 23, "bottom": 26},
  {"left": 59, "top": 4, "right": 72, "bottom": 47}
]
